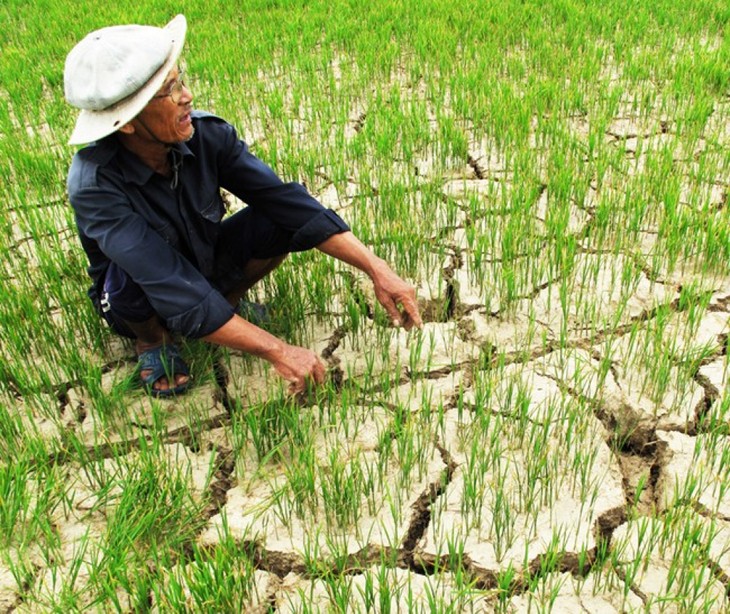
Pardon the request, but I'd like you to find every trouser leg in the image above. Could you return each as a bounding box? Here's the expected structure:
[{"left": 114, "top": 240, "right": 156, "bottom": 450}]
[
  {"left": 120, "top": 315, "right": 171, "bottom": 351},
  {"left": 99, "top": 263, "right": 187, "bottom": 391},
  {"left": 99, "top": 262, "right": 159, "bottom": 339},
  {"left": 224, "top": 254, "right": 288, "bottom": 306},
  {"left": 213, "top": 207, "right": 293, "bottom": 305}
]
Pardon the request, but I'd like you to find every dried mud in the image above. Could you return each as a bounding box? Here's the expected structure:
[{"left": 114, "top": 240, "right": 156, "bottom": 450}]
[{"left": 3, "top": 64, "right": 730, "bottom": 613}]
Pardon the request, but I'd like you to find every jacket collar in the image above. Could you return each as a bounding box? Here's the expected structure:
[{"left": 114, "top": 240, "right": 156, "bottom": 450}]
[{"left": 105, "top": 135, "right": 195, "bottom": 186}]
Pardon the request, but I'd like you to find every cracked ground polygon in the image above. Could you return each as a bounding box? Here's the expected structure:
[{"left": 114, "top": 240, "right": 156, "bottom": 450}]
[
  {"left": 418, "top": 363, "right": 625, "bottom": 573},
  {"left": 507, "top": 570, "right": 644, "bottom": 613},
  {"left": 276, "top": 567, "right": 492, "bottom": 613},
  {"left": 200, "top": 404, "right": 445, "bottom": 559},
  {"left": 611, "top": 511, "right": 729, "bottom": 612}
]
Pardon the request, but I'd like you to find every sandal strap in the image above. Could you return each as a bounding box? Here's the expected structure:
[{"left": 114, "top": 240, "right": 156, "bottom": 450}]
[{"left": 137, "top": 344, "right": 190, "bottom": 390}]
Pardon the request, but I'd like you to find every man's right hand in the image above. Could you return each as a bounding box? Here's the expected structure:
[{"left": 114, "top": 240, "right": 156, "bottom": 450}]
[
  {"left": 204, "top": 314, "right": 327, "bottom": 395},
  {"left": 268, "top": 343, "right": 327, "bottom": 395}
]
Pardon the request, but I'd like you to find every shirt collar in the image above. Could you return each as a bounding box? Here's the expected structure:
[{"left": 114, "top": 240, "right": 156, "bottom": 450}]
[{"left": 110, "top": 137, "right": 196, "bottom": 186}]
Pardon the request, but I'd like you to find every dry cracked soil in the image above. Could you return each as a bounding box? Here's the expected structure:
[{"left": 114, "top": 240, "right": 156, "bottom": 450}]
[{"left": 2, "top": 87, "right": 730, "bottom": 612}]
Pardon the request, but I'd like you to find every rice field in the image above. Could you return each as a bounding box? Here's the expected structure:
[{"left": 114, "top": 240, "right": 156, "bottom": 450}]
[{"left": 1, "top": 0, "right": 729, "bottom": 611}]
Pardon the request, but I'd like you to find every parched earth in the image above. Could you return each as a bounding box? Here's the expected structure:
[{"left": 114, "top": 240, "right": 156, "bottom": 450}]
[
  {"left": 4, "top": 231, "right": 727, "bottom": 610},
  {"left": 2, "top": 72, "right": 730, "bottom": 611}
]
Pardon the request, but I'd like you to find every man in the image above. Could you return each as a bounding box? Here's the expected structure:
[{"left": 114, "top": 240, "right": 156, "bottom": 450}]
[{"left": 65, "top": 15, "right": 421, "bottom": 397}]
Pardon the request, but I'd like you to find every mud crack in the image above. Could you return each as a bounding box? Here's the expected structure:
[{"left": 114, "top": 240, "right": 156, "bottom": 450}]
[
  {"left": 706, "top": 558, "right": 730, "bottom": 602},
  {"left": 248, "top": 543, "right": 385, "bottom": 579},
  {"left": 201, "top": 446, "right": 236, "bottom": 521},
  {"left": 5, "top": 561, "right": 42, "bottom": 614},
  {"left": 46, "top": 412, "right": 231, "bottom": 469},
  {"left": 320, "top": 324, "right": 349, "bottom": 390},
  {"left": 709, "top": 295, "right": 730, "bottom": 313},
  {"left": 693, "top": 371, "right": 721, "bottom": 431},
  {"left": 320, "top": 324, "right": 349, "bottom": 361},
  {"left": 400, "top": 442, "right": 457, "bottom": 571},
  {"left": 690, "top": 501, "right": 730, "bottom": 524},
  {"left": 212, "top": 356, "right": 232, "bottom": 414},
  {"left": 420, "top": 252, "right": 461, "bottom": 323},
  {"left": 467, "top": 154, "right": 486, "bottom": 180},
  {"left": 616, "top": 449, "right": 665, "bottom": 515}
]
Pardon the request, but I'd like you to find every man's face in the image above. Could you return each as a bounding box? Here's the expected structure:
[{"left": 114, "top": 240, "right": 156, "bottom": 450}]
[{"left": 132, "top": 66, "right": 194, "bottom": 144}]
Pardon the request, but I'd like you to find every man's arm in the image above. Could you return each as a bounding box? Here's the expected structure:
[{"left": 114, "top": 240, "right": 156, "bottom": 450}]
[
  {"left": 203, "top": 231, "right": 421, "bottom": 395},
  {"left": 70, "top": 181, "right": 235, "bottom": 339},
  {"left": 316, "top": 231, "right": 423, "bottom": 331},
  {"left": 202, "top": 314, "right": 326, "bottom": 395},
  {"left": 212, "top": 117, "right": 351, "bottom": 252}
]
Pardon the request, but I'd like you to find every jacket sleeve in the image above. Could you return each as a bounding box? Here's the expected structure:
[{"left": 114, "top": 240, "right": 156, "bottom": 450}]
[
  {"left": 210, "top": 119, "right": 350, "bottom": 251},
  {"left": 70, "top": 179, "right": 235, "bottom": 338}
]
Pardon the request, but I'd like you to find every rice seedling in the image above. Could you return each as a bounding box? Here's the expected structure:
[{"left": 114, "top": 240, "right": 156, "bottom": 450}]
[{"left": 611, "top": 506, "right": 729, "bottom": 611}]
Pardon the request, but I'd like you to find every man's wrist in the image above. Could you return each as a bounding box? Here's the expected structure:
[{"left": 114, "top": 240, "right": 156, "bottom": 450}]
[
  {"left": 368, "top": 256, "right": 392, "bottom": 284},
  {"left": 255, "top": 335, "right": 288, "bottom": 364},
  {"left": 204, "top": 314, "right": 287, "bottom": 362}
]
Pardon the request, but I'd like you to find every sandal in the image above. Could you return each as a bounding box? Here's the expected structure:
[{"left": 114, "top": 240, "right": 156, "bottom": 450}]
[{"left": 137, "top": 343, "right": 190, "bottom": 397}]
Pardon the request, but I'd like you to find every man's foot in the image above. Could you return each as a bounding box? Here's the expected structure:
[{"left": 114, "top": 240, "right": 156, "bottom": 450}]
[{"left": 137, "top": 343, "right": 190, "bottom": 397}]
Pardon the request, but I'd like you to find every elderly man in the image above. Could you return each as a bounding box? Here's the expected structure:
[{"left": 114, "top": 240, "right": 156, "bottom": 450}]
[{"left": 65, "top": 14, "right": 421, "bottom": 397}]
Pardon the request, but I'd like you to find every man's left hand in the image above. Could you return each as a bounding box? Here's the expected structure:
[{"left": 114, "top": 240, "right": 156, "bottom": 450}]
[
  {"left": 316, "top": 231, "right": 423, "bottom": 330},
  {"left": 372, "top": 265, "right": 423, "bottom": 331}
]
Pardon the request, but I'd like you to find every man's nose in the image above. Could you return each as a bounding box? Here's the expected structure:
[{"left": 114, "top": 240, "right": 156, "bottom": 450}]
[{"left": 179, "top": 83, "right": 193, "bottom": 105}]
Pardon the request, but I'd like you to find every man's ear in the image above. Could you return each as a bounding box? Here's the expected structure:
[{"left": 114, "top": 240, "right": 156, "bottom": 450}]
[{"left": 118, "top": 121, "right": 136, "bottom": 135}]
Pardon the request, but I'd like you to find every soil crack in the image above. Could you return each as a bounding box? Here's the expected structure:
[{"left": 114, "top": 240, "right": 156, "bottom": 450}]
[
  {"left": 420, "top": 252, "right": 461, "bottom": 323},
  {"left": 400, "top": 442, "right": 457, "bottom": 571},
  {"left": 320, "top": 325, "right": 349, "bottom": 361},
  {"left": 693, "top": 371, "right": 720, "bottom": 430},
  {"left": 709, "top": 296, "right": 730, "bottom": 313},
  {"left": 201, "top": 446, "right": 237, "bottom": 522},
  {"left": 353, "top": 112, "right": 367, "bottom": 133},
  {"left": 212, "top": 356, "right": 232, "bottom": 414},
  {"left": 466, "top": 155, "right": 486, "bottom": 180},
  {"left": 250, "top": 543, "right": 384, "bottom": 579},
  {"left": 320, "top": 324, "right": 350, "bottom": 390},
  {"left": 5, "top": 561, "right": 41, "bottom": 614}
]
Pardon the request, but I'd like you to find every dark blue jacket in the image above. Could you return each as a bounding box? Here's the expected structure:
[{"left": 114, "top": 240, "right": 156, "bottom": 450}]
[{"left": 67, "top": 111, "right": 349, "bottom": 337}]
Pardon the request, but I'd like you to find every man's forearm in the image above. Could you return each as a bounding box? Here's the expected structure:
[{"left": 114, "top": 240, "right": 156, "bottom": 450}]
[
  {"left": 202, "top": 314, "right": 327, "bottom": 393},
  {"left": 317, "top": 230, "right": 423, "bottom": 330},
  {"left": 316, "top": 231, "right": 388, "bottom": 279},
  {"left": 202, "top": 314, "right": 284, "bottom": 361}
]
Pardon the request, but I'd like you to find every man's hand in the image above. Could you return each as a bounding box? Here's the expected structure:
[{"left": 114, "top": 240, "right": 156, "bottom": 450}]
[
  {"left": 268, "top": 343, "right": 327, "bottom": 395},
  {"left": 371, "top": 264, "right": 422, "bottom": 330},
  {"left": 203, "top": 316, "right": 326, "bottom": 395},
  {"left": 316, "top": 231, "right": 423, "bottom": 330}
]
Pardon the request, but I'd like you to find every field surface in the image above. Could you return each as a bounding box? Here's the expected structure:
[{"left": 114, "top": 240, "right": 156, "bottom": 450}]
[{"left": 1, "top": 0, "right": 729, "bottom": 611}]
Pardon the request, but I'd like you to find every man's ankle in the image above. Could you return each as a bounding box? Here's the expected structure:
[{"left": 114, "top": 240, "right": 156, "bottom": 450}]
[
  {"left": 122, "top": 316, "right": 172, "bottom": 355},
  {"left": 135, "top": 338, "right": 169, "bottom": 355}
]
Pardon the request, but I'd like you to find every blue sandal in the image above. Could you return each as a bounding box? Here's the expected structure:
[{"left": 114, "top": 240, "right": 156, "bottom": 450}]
[{"left": 137, "top": 344, "right": 190, "bottom": 397}]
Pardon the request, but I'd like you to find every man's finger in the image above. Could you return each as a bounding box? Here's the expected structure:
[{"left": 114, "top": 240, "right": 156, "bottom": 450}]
[
  {"left": 382, "top": 296, "right": 403, "bottom": 327},
  {"left": 399, "top": 296, "right": 423, "bottom": 330},
  {"left": 312, "top": 359, "right": 326, "bottom": 385}
]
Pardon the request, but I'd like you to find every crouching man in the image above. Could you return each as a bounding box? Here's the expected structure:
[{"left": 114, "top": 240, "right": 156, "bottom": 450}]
[{"left": 65, "top": 14, "right": 421, "bottom": 396}]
